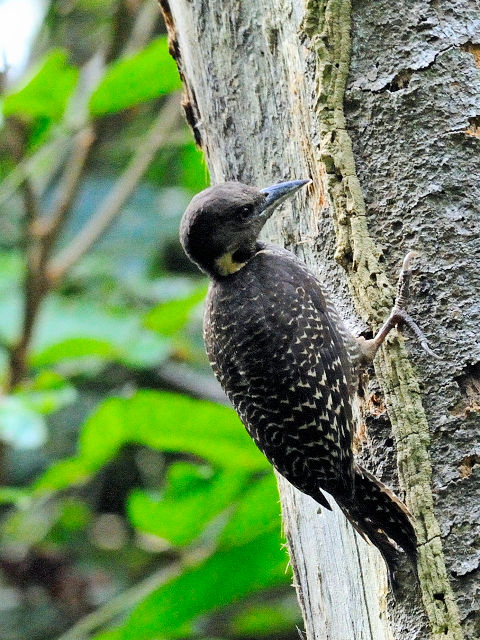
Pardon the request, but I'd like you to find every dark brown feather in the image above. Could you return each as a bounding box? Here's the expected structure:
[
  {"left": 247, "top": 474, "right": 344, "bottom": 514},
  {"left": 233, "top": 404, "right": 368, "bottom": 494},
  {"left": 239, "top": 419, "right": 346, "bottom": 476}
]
[{"left": 204, "top": 243, "right": 417, "bottom": 571}]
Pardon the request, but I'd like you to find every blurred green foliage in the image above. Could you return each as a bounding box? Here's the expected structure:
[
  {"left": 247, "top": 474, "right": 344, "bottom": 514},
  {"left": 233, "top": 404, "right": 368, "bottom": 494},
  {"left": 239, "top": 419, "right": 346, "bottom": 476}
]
[
  {"left": 110, "top": 532, "right": 287, "bottom": 640},
  {"left": 35, "top": 392, "right": 269, "bottom": 493},
  {"left": 0, "top": 2, "right": 301, "bottom": 640},
  {"left": 89, "top": 37, "right": 182, "bottom": 116},
  {"left": 3, "top": 49, "right": 78, "bottom": 122}
]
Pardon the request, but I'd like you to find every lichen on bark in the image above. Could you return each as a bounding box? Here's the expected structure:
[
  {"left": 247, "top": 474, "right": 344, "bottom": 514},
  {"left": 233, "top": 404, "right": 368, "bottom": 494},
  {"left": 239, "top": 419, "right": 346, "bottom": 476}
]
[{"left": 302, "top": 0, "right": 464, "bottom": 637}]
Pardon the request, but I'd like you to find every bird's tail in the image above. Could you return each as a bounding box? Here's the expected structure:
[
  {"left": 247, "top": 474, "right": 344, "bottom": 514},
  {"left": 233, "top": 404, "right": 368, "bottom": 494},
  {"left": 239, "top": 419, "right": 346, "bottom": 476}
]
[{"left": 336, "top": 464, "right": 417, "bottom": 575}]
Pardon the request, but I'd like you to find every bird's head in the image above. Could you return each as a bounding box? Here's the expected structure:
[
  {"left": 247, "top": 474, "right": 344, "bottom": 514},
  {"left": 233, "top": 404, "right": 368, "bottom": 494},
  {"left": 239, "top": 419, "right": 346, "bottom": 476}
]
[{"left": 179, "top": 179, "right": 310, "bottom": 278}]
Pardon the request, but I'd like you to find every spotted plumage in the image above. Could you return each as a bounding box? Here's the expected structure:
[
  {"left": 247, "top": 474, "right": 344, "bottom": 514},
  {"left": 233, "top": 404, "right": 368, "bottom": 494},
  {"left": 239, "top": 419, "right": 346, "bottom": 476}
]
[
  {"left": 205, "top": 244, "right": 354, "bottom": 509},
  {"left": 180, "top": 180, "right": 418, "bottom": 574}
]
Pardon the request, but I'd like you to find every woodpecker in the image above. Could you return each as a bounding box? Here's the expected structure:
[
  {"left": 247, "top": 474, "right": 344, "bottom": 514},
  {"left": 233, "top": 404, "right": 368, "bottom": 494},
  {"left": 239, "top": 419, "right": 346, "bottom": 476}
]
[{"left": 180, "top": 179, "right": 432, "bottom": 573}]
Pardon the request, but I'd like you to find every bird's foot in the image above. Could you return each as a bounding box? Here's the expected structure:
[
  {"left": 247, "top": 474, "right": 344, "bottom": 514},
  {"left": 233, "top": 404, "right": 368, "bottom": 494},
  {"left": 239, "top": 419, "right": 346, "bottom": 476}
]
[{"left": 359, "top": 251, "right": 440, "bottom": 361}]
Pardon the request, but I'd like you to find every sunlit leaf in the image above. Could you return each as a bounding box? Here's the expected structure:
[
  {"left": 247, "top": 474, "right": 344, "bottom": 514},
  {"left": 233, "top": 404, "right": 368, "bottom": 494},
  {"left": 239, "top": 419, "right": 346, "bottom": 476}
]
[
  {"left": 31, "top": 337, "right": 116, "bottom": 367},
  {"left": 29, "top": 298, "right": 171, "bottom": 370},
  {"left": 31, "top": 369, "right": 73, "bottom": 390},
  {"left": 219, "top": 474, "right": 281, "bottom": 550},
  {"left": 3, "top": 49, "right": 78, "bottom": 121},
  {"left": 144, "top": 284, "right": 207, "bottom": 335},
  {"left": 230, "top": 598, "right": 301, "bottom": 636},
  {"left": 118, "top": 532, "right": 287, "bottom": 640},
  {"left": 180, "top": 142, "right": 210, "bottom": 193},
  {"left": 89, "top": 37, "right": 181, "bottom": 116},
  {"left": 35, "top": 392, "right": 268, "bottom": 492},
  {"left": 35, "top": 457, "right": 93, "bottom": 492},
  {"left": 127, "top": 463, "right": 249, "bottom": 546},
  {"left": 84, "top": 392, "right": 267, "bottom": 471},
  {"left": 145, "top": 142, "right": 210, "bottom": 192},
  {"left": 93, "top": 630, "right": 123, "bottom": 640},
  {"left": 0, "top": 487, "right": 31, "bottom": 506},
  {"left": 15, "top": 385, "right": 77, "bottom": 415}
]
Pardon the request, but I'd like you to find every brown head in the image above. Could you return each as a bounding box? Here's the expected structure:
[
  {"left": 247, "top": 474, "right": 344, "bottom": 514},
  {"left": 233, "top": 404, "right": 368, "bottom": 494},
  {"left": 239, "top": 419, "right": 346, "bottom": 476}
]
[{"left": 179, "top": 179, "right": 310, "bottom": 278}]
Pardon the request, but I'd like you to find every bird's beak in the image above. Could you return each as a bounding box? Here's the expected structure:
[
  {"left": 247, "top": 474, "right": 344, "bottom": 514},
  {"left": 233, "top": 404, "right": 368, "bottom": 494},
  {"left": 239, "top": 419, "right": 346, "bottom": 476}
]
[{"left": 260, "top": 179, "right": 311, "bottom": 217}]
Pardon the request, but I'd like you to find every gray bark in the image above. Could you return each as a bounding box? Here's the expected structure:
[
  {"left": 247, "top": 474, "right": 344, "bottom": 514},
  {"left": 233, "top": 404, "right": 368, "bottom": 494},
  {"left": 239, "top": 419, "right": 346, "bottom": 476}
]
[
  {"left": 346, "top": 4, "right": 480, "bottom": 639},
  {"left": 160, "top": 1, "right": 480, "bottom": 638}
]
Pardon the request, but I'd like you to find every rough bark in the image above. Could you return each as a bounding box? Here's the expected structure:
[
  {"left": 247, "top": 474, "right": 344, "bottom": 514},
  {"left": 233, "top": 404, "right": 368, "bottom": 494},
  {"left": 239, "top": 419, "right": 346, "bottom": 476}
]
[{"left": 159, "top": 1, "right": 480, "bottom": 638}]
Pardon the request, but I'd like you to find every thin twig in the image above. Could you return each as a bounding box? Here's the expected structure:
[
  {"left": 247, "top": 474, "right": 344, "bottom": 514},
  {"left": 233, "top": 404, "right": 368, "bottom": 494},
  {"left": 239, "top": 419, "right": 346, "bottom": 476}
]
[
  {"left": 54, "top": 561, "right": 182, "bottom": 640},
  {"left": 7, "top": 128, "right": 95, "bottom": 389},
  {"left": 21, "top": 178, "right": 41, "bottom": 227},
  {"left": 47, "top": 93, "right": 181, "bottom": 282},
  {"left": 34, "top": 126, "right": 96, "bottom": 244},
  {"left": 8, "top": 179, "right": 46, "bottom": 389},
  {"left": 123, "top": 0, "right": 161, "bottom": 56},
  {"left": 0, "top": 133, "right": 72, "bottom": 208}
]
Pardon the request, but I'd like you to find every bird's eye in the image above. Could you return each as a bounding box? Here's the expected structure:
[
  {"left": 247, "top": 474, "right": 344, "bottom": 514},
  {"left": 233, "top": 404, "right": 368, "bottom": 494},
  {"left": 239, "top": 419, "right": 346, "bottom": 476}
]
[{"left": 239, "top": 204, "right": 254, "bottom": 219}]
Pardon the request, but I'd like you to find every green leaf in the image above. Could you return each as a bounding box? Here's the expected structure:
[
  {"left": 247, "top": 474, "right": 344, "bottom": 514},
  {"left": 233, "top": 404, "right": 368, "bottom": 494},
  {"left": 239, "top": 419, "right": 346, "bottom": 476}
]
[
  {"left": 230, "top": 599, "right": 301, "bottom": 636},
  {"left": 86, "top": 392, "right": 268, "bottom": 470},
  {"left": 89, "top": 37, "right": 181, "bottom": 116},
  {"left": 180, "top": 142, "right": 210, "bottom": 193},
  {"left": 28, "top": 297, "right": 170, "bottom": 370},
  {"left": 144, "top": 284, "right": 207, "bottom": 335},
  {"left": 15, "top": 385, "right": 77, "bottom": 415},
  {"left": 92, "top": 630, "right": 123, "bottom": 640},
  {"left": 31, "top": 370, "right": 73, "bottom": 390},
  {"left": 57, "top": 498, "right": 92, "bottom": 532},
  {"left": 118, "top": 532, "right": 287, "bottom": 640},
  {"left": 35, "top": 457, "right": 93, "bottom": 492},
  {"left": 219, "top": 474, "right": 281, "bottom": 550},
  {"left": 127, "top": 463, "right": 249, "bottom": 546},
  {"left": 0, "top": 487, "right": 31, "bottom": 506},
  {"left": 31, "top": 337, "right": 116, "bottom": 367},
  {"left": 35, "top": 391, "right": 268, "bottom": 492},
  {"left": 3, "top": 49, "right": 78, "bottom": 121}
]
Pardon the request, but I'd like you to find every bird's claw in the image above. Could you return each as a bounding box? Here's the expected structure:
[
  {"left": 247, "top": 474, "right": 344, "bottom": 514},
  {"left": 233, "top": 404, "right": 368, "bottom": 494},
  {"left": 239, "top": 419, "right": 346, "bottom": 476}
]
[
  {"left": 401, "top": 250, "right": 419, "bottom": 272},
  {"left": 389, "top": 307, "right": 441, "bottom": 360},
  {"left": 360, "top": 251, "right": 440, "bottom": 360},
  {"left": 392, "top": 253, "right": 441, "bottom": 359}
]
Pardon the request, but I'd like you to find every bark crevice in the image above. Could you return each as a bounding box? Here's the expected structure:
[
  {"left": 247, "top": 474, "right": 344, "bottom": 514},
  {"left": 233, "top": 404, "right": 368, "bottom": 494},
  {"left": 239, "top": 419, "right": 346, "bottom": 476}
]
[{"left": 302, "top": 1, "right": 464, "bottom": 638}]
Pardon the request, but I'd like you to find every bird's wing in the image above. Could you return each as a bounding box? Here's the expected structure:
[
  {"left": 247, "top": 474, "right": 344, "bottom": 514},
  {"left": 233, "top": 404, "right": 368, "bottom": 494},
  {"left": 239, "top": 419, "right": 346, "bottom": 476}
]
[
  {"left": 264, "top": 251, "right": 354, "bottom": 485},
  {"left": 212, "top": 248, "right": 355, "bottom": 500}
]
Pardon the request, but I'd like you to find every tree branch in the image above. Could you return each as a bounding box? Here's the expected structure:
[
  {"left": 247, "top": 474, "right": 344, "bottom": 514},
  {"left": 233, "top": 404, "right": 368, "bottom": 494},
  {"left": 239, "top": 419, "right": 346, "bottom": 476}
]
[
  {"left": 8, "top": 179, "right": 45, "bottom": 389},
  {"left": 6, "top": 126, "right": 95, "bottom": 390},
  {"left": 47, "top": 93, "right": 181, "bottom": 282},
  {"left": 35, "top": 127, "right": 96, "bottom": 247},
  {"left": 3, "top": 6, "right": 179, "bottom": 392}
]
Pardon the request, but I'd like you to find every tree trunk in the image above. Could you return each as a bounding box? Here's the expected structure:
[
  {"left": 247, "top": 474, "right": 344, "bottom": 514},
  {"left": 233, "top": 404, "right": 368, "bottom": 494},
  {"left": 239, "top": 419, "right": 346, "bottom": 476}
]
[{"left": 159, "top": 1, "right": 480, "bottom": 638}]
